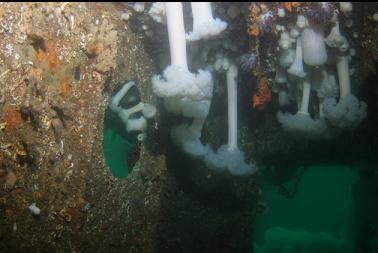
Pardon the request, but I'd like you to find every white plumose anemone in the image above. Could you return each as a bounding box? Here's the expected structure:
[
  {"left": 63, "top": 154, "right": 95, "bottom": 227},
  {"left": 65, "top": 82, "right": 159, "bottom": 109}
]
[
  {"left": 322, "top": 53, "right": 367, "bottom": 129},
  {"left": 205, "top": 63, "right": 257, "bottom": 175},
  {"left": 186, "top": 2, "right": 227, "bottom": 42}
]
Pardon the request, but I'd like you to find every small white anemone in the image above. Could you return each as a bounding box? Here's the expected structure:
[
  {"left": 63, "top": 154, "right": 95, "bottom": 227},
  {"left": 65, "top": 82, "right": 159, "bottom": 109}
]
[
  {"left": 325, "top": 21, "right": 349, "bottom": 52},
  {"left": 133, "top": 2, "right": 145, "bottom": 13},
  {"left": 279, "top": 31, "right": 292, "bottom": 50},
  {"left": 142, "top": 103, "right": 157, "bottom": 119},
  {"left": 148, "top": 2, "right": 166, "bottom": 23},
  {"left": 275, "top": 66, "right": 287, "bottom": 84},
  {"left": 279, "top": 48, "right": 295, "bottom": 68},
  {"left": 339, "top": 2, "right": 353, "bottom": 17},
  {"left": 277, "top": 7, "right": 286, "bottom": 18},
  {"left": 296, "top": 15, "right": 309, "bottom": 29},
  {"left": 28, "top": 203, "right": 41, "bottom": 216},
  {"left": 290, "top": 25, "right": 300, "bottom": 39},
  {"left": 278, "top": 90, "right": 290, "bottom": 106},
  {"left": 126, "top": 117, "right": 147, "bottom": 133},
  {"left": 111, "top": 82, "right": 155, "bottom": 138},
  {"left": 110, "top": 81, "right": 135, "bottom": 113}
]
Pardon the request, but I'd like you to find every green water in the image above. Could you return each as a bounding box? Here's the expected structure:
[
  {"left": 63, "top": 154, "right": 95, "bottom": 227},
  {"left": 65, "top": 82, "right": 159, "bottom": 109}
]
[
  {"left": 102, "top": 108, "right": 138, "bottom": 179},
  {"left": 103, "top": 126, "right": 132, "bottom": 178},
  {"left": 254, "top": 166, "right": 359, "bottom": 252}
]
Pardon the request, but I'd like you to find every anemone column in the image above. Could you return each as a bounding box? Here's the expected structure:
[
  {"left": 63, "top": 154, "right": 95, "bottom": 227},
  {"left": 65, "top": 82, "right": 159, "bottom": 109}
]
[
  {"left": 165, "top": 2, "right": 188, "bottom": 70},
  {"left": 298, "top": 78, "right": 311, "bottom": 115},
  {"left": 226, "top": 62, "right": 238, "bottom": 151},
  {"left": 336, "top": 53, "right": 351, "bottom": 98}
]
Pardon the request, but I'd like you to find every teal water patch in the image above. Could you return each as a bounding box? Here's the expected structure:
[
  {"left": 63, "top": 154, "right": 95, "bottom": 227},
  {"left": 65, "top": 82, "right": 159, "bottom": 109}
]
[
  {"left": 102, "top": 107, "right": 138, "bottom": 179},
  {"left": 254, "top": 166, "right": 359, "bottom": 252}
]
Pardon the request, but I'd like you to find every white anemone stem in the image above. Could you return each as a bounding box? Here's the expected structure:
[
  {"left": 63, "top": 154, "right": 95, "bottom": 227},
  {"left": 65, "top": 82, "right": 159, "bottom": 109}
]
[
  {"left": 226, "top": 63, "right": 238, "bottom": 151},
  {"left": 336, "top": 54, "right": 351, "bottom": 98},
  {"left": 165, "top": 2, "right": 188, "bottom": 70},
  {"left": 298, "top": 78, "right": 311, "bottom": 115}
]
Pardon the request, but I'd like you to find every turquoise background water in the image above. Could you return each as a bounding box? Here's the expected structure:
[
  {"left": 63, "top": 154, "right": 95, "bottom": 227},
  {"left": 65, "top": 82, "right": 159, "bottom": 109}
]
[{"left": 254, "top": 166, "right": 359, "bottom": 252}]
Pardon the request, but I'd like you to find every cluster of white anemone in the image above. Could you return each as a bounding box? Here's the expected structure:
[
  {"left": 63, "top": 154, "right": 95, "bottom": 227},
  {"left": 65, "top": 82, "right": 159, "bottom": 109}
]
[
  {"left": 151, "top": 2, "right": 224, "bottom": 157},
  {"left": 274, "top": 3, "right": 366, "bottom": 140},
  {"left": 110, "top": 81, "right": 157, "bottom": 142},
  {"left": 151, "top": 3, "right": 256, "bottom": 176}
]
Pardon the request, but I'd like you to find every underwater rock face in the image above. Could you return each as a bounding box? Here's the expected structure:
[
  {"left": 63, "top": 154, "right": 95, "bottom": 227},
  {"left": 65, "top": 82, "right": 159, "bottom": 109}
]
[
  {"left": 1, "top": 2, "right": 377, "bottom": 253},
  {"left": 0, "top": 2, "right": 160, "bottom": 252},
  {"left": 0, "top": 3, "right": 258, "bottom": 253}
]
